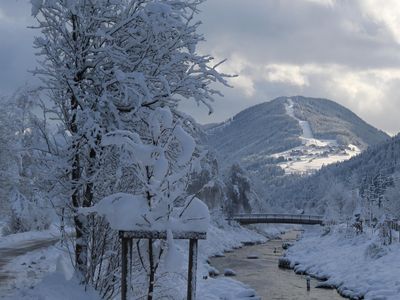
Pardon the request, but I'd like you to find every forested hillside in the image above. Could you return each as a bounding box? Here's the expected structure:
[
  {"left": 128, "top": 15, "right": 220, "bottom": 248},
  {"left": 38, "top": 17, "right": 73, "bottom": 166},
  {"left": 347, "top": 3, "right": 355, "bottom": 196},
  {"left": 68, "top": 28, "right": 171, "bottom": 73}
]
[
  {"left": 206, "top": 97, "right": 302, "bottom": 167},
  {"left": 265, "top": 134, "right": 400, "bottom": 219}
]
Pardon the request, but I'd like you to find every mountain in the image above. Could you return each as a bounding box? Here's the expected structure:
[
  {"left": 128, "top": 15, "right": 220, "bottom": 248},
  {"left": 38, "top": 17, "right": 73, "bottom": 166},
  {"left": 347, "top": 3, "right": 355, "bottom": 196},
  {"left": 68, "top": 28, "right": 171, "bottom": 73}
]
[{"left": 206, "top": 96, "right": 389, "bottom": 175}]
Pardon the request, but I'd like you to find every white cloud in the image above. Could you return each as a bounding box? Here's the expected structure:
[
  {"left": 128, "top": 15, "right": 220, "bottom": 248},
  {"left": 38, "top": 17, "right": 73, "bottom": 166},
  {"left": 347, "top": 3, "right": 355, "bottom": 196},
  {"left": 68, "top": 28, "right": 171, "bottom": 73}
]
[
  {"left": 218, "top": 55, "right": 311, "bottom": 96},
  {"left": 304, "top": 0, "right": 335, "bottom": 7},
  {"left": 216, "top": 53, "right": 256, "bottom": 97},
  {"left": 329, "top": 71, "right": 385, "bottom": 113},
  {"left": 358, "top": 0, "right": 400, "bottom": 43},
  {"left": 231, "top": 76, "right": 256, "bottom": 97},
  {"left": 263, "top": 64, "right": 309, "bottom": 87}
]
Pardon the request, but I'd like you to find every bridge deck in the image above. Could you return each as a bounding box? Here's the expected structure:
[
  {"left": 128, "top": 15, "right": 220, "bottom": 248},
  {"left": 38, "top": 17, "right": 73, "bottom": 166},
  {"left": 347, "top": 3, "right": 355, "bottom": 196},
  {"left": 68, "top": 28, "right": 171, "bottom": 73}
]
[{"left": 229, "top": 213, "right": 324, "bottom": 225}]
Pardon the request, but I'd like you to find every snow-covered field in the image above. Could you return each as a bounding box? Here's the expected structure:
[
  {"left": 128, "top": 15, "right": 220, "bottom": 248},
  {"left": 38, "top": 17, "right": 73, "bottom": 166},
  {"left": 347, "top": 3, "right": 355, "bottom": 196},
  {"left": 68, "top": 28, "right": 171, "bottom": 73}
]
[
  {"left": 272, "top": 99, "right": 361, "bottom": 174},
  {"left": 0, "top": 219, "right": 286, "bottom": 300},
  {"left": 286, "top": 225, "right": 400, "bottom": 300}
]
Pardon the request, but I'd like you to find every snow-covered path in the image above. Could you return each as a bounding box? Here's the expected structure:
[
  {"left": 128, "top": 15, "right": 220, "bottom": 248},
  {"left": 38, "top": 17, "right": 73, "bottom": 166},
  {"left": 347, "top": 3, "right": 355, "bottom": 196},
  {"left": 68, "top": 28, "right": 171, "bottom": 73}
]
[{"left": 0, "top": 235, "right": 59, "bottom": 297}]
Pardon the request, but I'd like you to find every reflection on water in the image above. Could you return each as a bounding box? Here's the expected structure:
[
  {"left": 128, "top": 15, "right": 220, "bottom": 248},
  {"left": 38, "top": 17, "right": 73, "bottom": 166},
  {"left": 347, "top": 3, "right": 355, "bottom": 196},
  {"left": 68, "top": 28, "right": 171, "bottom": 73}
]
[{"left": 209, "top": 231, "right": 344, "bottom": 300}]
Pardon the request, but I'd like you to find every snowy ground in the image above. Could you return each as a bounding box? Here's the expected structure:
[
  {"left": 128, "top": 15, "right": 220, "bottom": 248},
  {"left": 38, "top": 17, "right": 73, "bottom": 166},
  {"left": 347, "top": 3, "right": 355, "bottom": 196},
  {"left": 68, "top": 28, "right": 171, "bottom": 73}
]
[
  {"left": 0, "top": 218, "right": 287, "bottom": 300},
  {"left": 286, "top": 225, "right": 400, "bottom": 300},
  {"left": 0, "top": 226, "right": 72, "bottom": 299},
  {"left": 271, "top": 99, "right": 361, "bottom": 175}
]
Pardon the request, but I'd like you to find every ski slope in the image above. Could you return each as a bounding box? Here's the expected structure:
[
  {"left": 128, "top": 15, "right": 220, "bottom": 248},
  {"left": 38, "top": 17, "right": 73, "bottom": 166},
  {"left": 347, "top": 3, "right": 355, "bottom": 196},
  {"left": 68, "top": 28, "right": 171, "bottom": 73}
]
[
  {"left": 286, "top": 99, "right": 313, "bottom": 139},
  {"left": 274, "top": 99, "right": 361, "bottom": 175}
]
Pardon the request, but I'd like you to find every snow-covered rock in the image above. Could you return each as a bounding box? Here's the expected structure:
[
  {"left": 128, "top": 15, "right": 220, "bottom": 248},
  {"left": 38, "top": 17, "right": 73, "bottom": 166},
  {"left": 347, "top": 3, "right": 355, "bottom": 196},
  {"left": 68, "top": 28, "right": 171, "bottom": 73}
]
[{"left": 224, "top": 268, "right": 237, "bottom": 276}]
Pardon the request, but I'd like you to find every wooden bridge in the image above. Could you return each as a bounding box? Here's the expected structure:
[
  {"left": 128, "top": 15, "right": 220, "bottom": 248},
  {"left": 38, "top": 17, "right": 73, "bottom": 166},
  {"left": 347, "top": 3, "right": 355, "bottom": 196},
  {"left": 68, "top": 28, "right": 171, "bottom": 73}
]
[{"left": 229, "top": 213, "right": 324, "bottom": 225}]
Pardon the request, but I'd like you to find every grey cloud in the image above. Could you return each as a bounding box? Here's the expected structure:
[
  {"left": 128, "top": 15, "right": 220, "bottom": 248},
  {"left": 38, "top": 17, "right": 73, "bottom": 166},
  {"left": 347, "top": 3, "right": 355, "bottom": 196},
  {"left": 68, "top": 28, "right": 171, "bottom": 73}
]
[
  {"left": 1, "top": 1, "right": 400, "bottom": 134},
  {"left": 181, "top": 0, "right": 400, "bottom": 135},
  {"left": 198, "top": 0, "right": 400, "bottom": 68},
  {"left": 0, "top": 0, "right": 36, "bottom": 95}
]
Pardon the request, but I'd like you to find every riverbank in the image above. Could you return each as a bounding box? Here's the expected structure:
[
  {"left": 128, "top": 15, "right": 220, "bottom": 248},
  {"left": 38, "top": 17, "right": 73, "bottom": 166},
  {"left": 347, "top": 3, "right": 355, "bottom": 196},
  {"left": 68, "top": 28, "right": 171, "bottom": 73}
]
[
  {"left": 286, "top": 225, "right": 400, "bottom": 300},
  {"left": 209, "top": 230, "right": 344, "bottom": 299}
]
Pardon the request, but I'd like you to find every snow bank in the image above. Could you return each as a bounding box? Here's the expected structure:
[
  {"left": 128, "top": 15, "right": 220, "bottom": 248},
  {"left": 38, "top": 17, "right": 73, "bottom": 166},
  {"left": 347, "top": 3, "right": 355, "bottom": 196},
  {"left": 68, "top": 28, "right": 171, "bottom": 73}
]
[{"left": 286, "top": 225, "right": 400, "bottom": 300}]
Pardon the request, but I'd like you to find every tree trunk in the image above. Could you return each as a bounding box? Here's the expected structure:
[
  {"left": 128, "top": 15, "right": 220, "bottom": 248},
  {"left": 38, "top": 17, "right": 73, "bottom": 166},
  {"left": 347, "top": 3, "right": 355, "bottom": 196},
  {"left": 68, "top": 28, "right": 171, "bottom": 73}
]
[
  {"left": 70, "top": 13, "right": 94, "bottom": 281},
  {"left": 72, "top": 146, "right": 87, "bottom": 275},
  {"left": 85, "top": 147, "right": 96, "bottom": 283}
]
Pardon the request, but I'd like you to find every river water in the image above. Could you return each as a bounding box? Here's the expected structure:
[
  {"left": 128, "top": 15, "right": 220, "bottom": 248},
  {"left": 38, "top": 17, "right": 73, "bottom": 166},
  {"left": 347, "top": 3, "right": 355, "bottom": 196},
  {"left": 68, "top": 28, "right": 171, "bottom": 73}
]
[{"left": 209, "top": 231, "right": 344, "bottom": 300}]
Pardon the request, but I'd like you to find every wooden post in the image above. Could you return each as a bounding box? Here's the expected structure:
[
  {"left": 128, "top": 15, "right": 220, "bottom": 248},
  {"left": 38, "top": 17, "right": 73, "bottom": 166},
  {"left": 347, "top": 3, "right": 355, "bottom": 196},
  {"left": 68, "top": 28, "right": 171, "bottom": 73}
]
[
  {"left": 187, "top": 238, "right": 198, "bottom": 300},
  {"left": 118, "top": 230, "right": 205, "bottom": 300},
  {"left": 121, "top": 237, "right": 128, "bottom": 300}
]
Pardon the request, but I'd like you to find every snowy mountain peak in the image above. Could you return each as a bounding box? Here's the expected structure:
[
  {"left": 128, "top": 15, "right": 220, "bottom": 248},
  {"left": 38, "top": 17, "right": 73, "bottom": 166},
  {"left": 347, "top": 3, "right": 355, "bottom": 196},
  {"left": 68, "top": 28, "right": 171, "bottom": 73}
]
[{"left": 206, "top": 96, "right": 388, "bottom": 175}]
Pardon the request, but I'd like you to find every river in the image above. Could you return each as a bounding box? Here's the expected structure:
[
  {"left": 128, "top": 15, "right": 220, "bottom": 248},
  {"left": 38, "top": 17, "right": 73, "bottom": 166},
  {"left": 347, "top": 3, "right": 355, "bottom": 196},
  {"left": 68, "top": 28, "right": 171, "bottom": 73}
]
[{"left": 209, "top": 230, "right": 344, "bottom": 300}]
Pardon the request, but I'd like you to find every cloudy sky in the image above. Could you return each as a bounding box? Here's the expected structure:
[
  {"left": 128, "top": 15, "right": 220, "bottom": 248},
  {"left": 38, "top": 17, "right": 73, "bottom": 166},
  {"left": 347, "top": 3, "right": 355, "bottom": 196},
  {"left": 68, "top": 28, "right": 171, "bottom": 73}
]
[{"left": 1, "top": 1, "right": 400, "bottom": 134}]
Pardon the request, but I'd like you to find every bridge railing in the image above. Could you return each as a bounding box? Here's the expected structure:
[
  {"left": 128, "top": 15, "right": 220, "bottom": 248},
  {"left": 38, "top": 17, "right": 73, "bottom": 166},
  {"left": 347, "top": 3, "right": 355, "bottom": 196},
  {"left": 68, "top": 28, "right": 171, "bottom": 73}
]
[
  {"left": 231, "top": 213, "right": 324, "bottom": 220},
  {"left": 228, "top": 213, "right": 325, "bottom": 225}
]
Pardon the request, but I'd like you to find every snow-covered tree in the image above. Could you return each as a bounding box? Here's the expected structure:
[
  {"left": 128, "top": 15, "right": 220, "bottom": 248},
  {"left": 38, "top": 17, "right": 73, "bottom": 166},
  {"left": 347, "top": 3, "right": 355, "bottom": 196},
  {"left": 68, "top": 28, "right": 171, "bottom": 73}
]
[
  {"left": 384, "top": 179, "right": 400, "bottom": 219},
  {"left": 225, "top": 164, "right": 255, "bottom": 216},
  {"left": 187, "top": 150, "right": 227, "bottom": 210},
  {"left": 360, "top": 173, "right": 394, "bottom": 223},
  {"left": 0, "top": 95, "right": 20, "bottom": 215},
  {"left": 0, "top": 90, "right": 52, "bottom": 234},
  {"left": 322, "top": 180, "right": 356, "bottom": 221},
  {"left": 89, "top": 107, "right": 210, "bottom": 299},
  {"left": 31, "top": 0, "right": 229, "bottom": 296}
]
